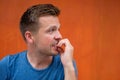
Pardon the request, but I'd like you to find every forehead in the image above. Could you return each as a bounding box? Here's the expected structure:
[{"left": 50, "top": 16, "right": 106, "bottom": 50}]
[{"left": 38, "top": 16, "right": 60, "bottom": 28}]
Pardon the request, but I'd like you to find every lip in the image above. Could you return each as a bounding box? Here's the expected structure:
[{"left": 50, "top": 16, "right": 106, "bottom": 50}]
[
  {"left": 51, "top": 43, "right": 57, "bottom": 50},
  {"left": 51, "top": 41, "right": 59, "bottom": 51}
]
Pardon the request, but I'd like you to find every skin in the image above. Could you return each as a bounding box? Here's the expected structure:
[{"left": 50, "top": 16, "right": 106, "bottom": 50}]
[{"left": 25, "top": 16, "right": 77, "bottom": 80}]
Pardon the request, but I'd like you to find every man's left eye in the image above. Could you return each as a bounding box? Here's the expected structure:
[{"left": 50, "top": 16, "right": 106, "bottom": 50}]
[
  {"left": 48, "top": 28, "right": 56, "bottom": 34},
  {"left": 50, "top": 28, "right": 56, "bottom": 32}
]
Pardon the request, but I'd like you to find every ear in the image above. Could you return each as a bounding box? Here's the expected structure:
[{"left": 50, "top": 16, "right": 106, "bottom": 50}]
[{"left": 25, "top": 31, "right": 34, "bottom": 43}]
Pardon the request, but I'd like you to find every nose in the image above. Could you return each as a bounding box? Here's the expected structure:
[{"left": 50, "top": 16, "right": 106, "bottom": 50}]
[{"left": 54, "top": 31, "right": 62, "bottom": 41}]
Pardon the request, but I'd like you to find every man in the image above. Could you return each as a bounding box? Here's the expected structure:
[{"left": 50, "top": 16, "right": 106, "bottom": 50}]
[{"left": 0, "top": 4, "right": 77, "bottom": 80}]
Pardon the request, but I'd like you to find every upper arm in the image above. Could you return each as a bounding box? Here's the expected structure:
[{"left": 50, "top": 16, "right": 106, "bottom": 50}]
[{"left": 0, "top": 56, "right": 10, "bottom": 80}]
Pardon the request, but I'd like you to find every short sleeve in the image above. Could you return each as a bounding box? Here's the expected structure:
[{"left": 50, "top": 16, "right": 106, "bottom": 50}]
[{"left": 0, "top": 56, "right": 10, "bottom": 80}]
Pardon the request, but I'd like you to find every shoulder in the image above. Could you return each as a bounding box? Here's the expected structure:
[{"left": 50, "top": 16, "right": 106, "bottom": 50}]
[
  {"left": 0, "top": 50, "right": 27, "bottom": 67},
  {"left": 0, "top": 51, "right": 27, "bottom": 79}
]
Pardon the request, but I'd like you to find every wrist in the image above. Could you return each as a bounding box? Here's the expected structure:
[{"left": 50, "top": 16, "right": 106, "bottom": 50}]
[
  {"left": 63, "top": 62, "right": 75, "bottom": 71},
  {"left": 64, "top": 63, "right": 77, "bottom": 80}
]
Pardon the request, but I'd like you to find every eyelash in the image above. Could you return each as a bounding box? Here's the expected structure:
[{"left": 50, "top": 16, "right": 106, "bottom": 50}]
[{"left": 49, "top": 28, "right": 56, "bottom": 33}]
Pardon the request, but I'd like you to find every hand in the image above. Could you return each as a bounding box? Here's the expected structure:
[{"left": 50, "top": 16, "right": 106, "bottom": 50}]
[{"left": 57, "top": 38, "right": 74, "bottom": 68}]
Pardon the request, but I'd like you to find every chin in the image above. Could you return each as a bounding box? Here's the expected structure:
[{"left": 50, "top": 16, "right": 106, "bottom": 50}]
[{"left": 52, "top": 50, "right": 59, "bottom": 55}]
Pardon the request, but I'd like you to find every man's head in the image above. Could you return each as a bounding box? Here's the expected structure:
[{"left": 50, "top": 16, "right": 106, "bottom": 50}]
[
  {"left": 20, "top": 4, "right": 60, "bottom": 41},
  {"left": 20, "top": 4, "right": 62, "bottom": 55}
]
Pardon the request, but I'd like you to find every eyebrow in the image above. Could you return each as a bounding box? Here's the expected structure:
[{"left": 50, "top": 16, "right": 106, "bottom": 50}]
[{"left": 47, "top": 24, "right": 60, "bottom": 29}]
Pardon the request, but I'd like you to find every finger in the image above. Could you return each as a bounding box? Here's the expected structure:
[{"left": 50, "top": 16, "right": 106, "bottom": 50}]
[
  {"left": 57, "top": 39, "right": 65, "bottom": 47},
  {"left": 57, "top": 44, "right": 65, "bottom": 53}
]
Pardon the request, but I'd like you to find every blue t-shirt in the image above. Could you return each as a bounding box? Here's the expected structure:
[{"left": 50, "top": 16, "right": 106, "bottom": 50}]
[{"left": 0, "top": 51, "right": 77, "bottom": 80}]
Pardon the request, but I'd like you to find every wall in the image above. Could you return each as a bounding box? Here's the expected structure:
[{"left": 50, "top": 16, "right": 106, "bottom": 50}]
[{"left": 0, "top": 0, "right": 120, "bottom": 80}]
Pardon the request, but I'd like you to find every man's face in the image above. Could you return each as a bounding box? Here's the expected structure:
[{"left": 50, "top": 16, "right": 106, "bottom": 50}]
[{"left": 33, "top": 16, "right": 62, "bottom": 56}]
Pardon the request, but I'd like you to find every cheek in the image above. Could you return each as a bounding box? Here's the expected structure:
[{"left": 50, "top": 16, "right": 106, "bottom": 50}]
[{"left": 43, "top": 36, "right": 53, "bottom": 45}]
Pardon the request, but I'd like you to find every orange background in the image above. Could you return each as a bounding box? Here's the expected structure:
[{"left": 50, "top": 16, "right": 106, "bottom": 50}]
[{"left": 0, "top": 0, "right": 120, "bottom": 80}]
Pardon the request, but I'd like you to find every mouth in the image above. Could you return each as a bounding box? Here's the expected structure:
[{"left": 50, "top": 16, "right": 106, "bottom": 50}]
[
  {"left": 51, "top": 43, "right": 64, "bottom": 53},
  {"left": 51, "top": 42, "right": 59, "bottom": 52}
]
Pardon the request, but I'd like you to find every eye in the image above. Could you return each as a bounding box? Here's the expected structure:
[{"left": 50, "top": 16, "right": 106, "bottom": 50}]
[
  {"left": 50, "top": 28, "right": 55, "bottom": 32},
  {"left": 49, "top": 28, "right": 56, "bottom": 34}
]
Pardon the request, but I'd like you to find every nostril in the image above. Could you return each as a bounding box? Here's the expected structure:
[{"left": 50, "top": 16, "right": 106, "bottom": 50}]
[{"left": 54, "top": 37, "right": 61, "bottom": 43}]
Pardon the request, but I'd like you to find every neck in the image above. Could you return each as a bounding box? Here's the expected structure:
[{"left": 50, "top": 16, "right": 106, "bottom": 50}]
[{"left": 27, "top": 50, "right": 53, "bottom": 70}]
